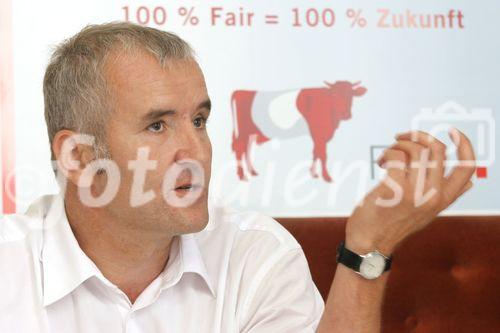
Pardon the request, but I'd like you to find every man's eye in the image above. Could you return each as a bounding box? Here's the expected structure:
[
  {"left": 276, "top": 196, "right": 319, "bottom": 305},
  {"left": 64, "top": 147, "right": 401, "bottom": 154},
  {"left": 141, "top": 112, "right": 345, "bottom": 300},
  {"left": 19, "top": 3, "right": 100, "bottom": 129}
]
[
  {"left": 193, "top": 116, "right": 208, "bottom": 129},
  {"left": 147, "top": 121, "right": 165, "bottom": 133}
]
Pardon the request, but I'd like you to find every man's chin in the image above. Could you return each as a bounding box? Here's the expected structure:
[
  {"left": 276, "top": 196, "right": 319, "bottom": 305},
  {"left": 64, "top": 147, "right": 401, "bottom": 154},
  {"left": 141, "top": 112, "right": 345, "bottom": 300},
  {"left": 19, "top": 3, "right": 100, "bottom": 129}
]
[
  {"left": 176, "top": 206, "right": 209, "bottom": 234},
  {"left": 172, "top": 193, "right": 210, "bottom": 233}
]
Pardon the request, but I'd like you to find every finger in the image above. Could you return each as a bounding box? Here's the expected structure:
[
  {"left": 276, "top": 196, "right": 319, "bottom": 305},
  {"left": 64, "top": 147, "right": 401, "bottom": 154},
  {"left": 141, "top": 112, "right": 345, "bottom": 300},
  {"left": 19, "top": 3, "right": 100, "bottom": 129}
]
[
  {"left": 385, "top": 140, "right": 428, "bottom": 187},
  {"left": 377, "top": 148, "right": 407, "bottom": 183},
  {"left": 457, "top": 180, "right": 474, "bottom": 198},
  {"left": 441, "top": 180, "right": 473, "bottom": 211},
  {"left": 395, "top": 131, "right": 446, "bottom": 188},
  {"left": 443, "top": 128, "right": 476, "bottom": 204},
  {"left": 377, "top": 146, "right": 408, "bottom": 169}
]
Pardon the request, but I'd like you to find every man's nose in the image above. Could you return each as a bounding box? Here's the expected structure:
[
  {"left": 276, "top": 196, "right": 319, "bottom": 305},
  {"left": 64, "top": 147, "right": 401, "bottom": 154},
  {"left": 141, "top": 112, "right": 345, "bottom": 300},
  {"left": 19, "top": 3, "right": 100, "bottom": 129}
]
[{"left": 173, "top": 127, "right": 209, "bottom": 163}]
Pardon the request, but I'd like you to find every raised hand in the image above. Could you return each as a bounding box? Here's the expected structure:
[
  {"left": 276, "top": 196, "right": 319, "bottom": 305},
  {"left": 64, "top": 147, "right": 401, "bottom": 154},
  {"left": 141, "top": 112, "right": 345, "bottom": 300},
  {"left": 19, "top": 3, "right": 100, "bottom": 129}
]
[{"left": 345, "top": 129, "right": 476, "bottom": 255}]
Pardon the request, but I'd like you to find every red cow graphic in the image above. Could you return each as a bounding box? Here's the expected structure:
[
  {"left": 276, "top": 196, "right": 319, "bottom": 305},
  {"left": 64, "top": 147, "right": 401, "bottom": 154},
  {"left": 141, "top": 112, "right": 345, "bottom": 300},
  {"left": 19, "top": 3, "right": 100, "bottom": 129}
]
[{"left": 231, "top": 81, "right": 367, "bottom": 182}]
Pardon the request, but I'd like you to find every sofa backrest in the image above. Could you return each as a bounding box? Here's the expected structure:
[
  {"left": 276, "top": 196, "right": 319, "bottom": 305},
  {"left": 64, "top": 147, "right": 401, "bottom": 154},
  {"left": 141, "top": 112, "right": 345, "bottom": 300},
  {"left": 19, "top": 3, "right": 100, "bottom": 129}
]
[{"left": 277, "top": 216, "right": 500, "bottom": 333}]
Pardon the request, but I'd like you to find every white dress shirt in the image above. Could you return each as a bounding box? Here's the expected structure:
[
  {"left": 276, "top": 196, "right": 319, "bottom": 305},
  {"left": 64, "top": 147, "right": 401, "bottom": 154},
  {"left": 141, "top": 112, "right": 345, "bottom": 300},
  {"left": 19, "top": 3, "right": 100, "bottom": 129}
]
[{"left": 0, "top": 193, "right": 325, "bottom": 332}]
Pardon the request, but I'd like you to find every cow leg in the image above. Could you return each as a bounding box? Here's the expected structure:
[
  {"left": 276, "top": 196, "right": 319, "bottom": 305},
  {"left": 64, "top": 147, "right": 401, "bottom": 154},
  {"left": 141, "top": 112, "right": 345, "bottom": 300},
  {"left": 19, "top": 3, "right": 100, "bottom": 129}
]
[
  {"left": 320, "top": 159, "right": 333, "bottom": 183},
  {"left": 234, "top": 150, "right": 247, "bottom": 181},
  {"left": 244, "top": 134, "right": 259, "bottom": 177},
  {"left": 310, "top": 156, "right": 319, "bottom": 178},
  {"left": 315, "top": 141, "right": 333, "bottom": 183},
  {"left": 245, "top": 152, "right": 258, "bottom": 176},
  {"left": 232, "top": 135, "right": 248, "bottom": 181}
]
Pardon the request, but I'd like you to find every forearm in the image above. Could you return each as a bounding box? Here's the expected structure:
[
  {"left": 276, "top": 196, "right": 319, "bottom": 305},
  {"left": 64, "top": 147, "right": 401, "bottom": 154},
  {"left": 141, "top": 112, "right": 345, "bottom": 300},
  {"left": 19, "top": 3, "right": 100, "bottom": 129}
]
[{"left": 316, "top": 264, "right": 389, "bottom": 333}]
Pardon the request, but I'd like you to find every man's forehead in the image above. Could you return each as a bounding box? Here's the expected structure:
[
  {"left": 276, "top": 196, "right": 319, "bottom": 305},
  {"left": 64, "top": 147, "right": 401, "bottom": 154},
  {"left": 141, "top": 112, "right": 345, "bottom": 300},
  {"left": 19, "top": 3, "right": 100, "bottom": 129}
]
[
  {"left": 103, "top": 48, "right": 208, "bottom": 116},
  {"left": 101, "top": 49, "right": 209, "bottom": 127},
  {"left": 104, "top": 48, "right": 205, "bottom": 91}
]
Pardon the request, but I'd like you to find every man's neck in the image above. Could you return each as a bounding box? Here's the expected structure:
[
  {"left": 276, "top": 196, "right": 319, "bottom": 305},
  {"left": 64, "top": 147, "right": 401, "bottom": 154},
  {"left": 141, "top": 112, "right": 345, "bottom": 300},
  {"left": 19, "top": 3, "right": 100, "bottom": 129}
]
[{"left": 64, "top": 189, "right": 173, "bottom": 304}]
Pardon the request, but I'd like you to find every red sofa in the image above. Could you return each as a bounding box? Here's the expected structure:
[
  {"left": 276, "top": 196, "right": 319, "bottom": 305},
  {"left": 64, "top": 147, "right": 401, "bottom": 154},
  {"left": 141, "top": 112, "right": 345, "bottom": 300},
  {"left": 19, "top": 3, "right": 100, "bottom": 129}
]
[{"left": 277, "top": 216, "right": 500, "bottom": 333}]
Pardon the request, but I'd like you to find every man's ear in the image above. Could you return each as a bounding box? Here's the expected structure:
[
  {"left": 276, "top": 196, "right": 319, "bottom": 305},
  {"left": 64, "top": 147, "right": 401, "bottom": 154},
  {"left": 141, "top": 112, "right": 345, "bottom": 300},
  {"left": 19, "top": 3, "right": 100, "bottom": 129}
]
[{"left": 52, "top": 130, "right": 96, "bottom": 186}]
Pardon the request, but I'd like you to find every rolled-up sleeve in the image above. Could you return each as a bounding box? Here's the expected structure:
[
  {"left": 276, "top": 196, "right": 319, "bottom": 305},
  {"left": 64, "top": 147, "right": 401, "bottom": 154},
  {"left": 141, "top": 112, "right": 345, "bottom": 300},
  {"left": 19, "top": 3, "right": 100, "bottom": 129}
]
[{"left": 239, "top": 248, "right": 325, "bottom": 333}]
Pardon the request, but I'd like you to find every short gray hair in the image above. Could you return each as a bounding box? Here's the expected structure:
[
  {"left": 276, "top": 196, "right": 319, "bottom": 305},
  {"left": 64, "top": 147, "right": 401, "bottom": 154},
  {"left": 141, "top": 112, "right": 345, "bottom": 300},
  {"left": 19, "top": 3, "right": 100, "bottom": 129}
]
[{"left": 43, "top": 21, "right": 196, "bottom": 160}]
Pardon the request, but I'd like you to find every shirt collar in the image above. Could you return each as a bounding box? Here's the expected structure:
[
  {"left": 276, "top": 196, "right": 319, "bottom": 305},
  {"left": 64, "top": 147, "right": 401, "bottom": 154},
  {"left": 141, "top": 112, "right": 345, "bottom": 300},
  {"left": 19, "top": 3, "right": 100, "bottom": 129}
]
[
  {"left": 177, "top": 233, "right": 216, "bottom": 297},
  {"left": 39, "top": 193, "right": 103, "bottom": 307},
  {"left": 27, "top": 193, "right": 216, "bottom": 307}
]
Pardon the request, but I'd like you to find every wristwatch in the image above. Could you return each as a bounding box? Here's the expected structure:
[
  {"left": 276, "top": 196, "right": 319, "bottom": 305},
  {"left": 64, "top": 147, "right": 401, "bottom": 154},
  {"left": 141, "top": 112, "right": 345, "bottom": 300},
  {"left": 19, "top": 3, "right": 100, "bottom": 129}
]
[{"left": 336, "top": 241, "right": 392, "bottom": 280}]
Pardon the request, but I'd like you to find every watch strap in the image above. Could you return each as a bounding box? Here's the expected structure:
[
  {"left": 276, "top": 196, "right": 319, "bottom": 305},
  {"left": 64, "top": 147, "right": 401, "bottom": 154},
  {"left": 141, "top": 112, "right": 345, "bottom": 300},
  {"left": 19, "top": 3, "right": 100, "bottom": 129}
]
[
  {"left": 336, "top": 241, "right": 363, "bottom": 271},
  {"left": 336, "top": 241, "right": 392, "bottom": 272}
]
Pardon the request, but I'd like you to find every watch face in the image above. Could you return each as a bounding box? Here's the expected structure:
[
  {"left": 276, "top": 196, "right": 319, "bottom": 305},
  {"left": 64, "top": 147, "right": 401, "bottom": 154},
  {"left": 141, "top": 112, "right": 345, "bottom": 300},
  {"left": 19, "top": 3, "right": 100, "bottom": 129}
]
[{"left": 359, "top": 252, "right": 386, "bottom": 279}]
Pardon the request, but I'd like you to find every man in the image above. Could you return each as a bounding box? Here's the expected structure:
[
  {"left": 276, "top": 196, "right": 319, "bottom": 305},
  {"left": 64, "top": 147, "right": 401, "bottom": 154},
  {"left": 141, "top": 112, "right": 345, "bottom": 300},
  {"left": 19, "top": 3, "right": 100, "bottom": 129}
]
[{"left": 0, "top": 22, "right": 476, "bottom": 332}]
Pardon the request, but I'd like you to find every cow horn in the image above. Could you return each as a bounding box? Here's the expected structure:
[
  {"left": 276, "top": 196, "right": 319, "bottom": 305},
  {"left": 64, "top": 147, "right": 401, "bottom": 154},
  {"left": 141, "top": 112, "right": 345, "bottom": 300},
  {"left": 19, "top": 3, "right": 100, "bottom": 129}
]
[
  {"left": 324, "top": 81, "right": 335, "bottom": 87},
  {"left": 352, "top": 81, "right": 361, "bottom": 87}
]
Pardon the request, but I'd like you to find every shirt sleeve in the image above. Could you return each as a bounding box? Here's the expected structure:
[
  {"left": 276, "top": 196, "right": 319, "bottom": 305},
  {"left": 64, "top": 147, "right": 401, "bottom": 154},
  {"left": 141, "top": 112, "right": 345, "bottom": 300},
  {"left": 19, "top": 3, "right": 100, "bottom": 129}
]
[{"left": 239, "top": 247, "right": 325, "bottom": 333}]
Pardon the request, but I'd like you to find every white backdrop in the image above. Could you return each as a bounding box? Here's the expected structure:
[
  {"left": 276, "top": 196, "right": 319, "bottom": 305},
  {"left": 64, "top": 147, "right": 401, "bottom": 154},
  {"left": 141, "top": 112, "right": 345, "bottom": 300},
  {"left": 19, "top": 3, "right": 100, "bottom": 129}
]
[{"left": 1, "top": 0, "right": 498, "bottom": 216}]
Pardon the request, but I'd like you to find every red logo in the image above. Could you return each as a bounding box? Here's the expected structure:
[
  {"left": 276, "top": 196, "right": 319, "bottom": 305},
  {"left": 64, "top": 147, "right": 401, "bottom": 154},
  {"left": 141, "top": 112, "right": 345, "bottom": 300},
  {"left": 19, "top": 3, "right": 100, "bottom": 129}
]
[{"left": 231, "top": 81, "right": 367, "bottom": 182}]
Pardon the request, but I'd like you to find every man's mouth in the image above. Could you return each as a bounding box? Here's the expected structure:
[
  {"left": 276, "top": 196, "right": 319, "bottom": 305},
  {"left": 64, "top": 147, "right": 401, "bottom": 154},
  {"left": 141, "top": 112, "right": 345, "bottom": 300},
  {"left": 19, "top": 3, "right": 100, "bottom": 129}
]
[{"left": 174, "top": 183, "right": 202, "bottom": 191}]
